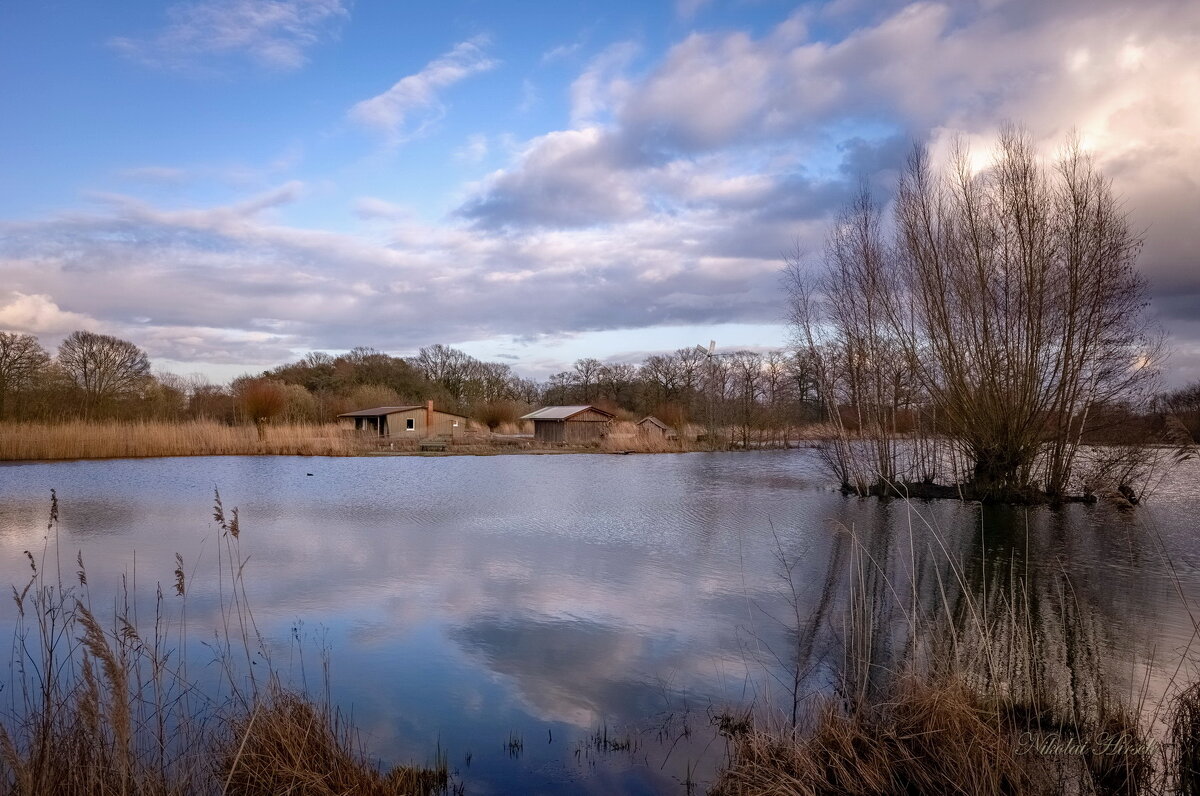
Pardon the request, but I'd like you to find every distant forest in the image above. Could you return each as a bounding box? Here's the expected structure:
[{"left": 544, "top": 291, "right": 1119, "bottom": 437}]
[
  {"left": 3, "top": 329, "right": 1199, "bottom": 447},
  {"left": 0, "top": 330, "right": 825, "bottom": 442}
]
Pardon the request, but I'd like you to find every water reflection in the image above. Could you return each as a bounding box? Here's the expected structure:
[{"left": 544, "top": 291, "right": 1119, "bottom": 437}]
[
  {"left": 0, "top": 453, "right": 1196, "bottom": 793},
  {"left": 785, "top": 498, "right": 1184, "bottom": 746}
]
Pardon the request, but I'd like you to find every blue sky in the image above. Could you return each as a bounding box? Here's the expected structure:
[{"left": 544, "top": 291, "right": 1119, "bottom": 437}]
[{"left": 2, "top": 0, "right": 1198, "bottom": 383}]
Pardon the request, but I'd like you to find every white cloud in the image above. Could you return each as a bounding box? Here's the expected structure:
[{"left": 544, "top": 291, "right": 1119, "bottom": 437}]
[
  {"left": 348, "top": 38, "right": 498, "bottom": 140},
  {"left": 569, "top": 42, "right": 639, "bottom": 127},
  {"left": 115, "top": 166, "right": 190, "bottom": 185},
  {"left": 541, "top": 42, "right": 582, "bottom": 64},
  {"left": 517, "top": 78, "right": 539, "bottom": 114},
  {"left": 460, "top": 0, "right": 1200, "bottom": 376},
  {"left": 113, "top": 146, "right": 305, "bottom": 192},
  {"left": 460, "top": 128, "right": 646, "bottom": 227},
  {"left": 0, "top": 177, "right": 786, "bottom": 369},
  {"left": 353, "top": 197, "right": 413, "bottom": 221},
  {"left": 454, "top": 133, "right": 490, "bottom": 164},
  {"left": 12, "top": 1, "right": 1200, "bottom": 384},
  {"left": 0, "top": 292, "right": 98, "bottom": 336},
  {"left": 109, "top": 0, "right": 349, "bottom": 72},
  {"left": 675, "top": 0, "right": 713, "bottom": 20}
]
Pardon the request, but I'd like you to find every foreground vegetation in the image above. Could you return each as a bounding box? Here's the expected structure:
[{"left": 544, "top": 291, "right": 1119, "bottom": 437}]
[
  {"left": 0, "top": 492, "right": 448, "bottom": 795},
  {"left": 713, "top": 503, "right": 1200, "bottom": 795}
]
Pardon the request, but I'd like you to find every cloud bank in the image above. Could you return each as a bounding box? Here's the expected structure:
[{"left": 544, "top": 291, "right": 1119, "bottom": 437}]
[{"left": 7, "top": 1, "right": 1199, "bottom": 382}]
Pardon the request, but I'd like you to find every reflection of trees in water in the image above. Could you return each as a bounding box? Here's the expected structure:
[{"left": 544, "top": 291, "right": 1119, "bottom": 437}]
[{"left": 787, "top": 501, "right": 1159, "bottom": 733}]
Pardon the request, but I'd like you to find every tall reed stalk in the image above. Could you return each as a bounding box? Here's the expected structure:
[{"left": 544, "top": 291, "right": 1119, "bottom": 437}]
[
  {"left": 714, "top": 502, "right": 1193, "bottom": 795},
  {"left": 0, "top": 490, "right": 448, "bottom": 795},
  {"left": 0, "top": 420, "right": 362, "bottom": 461}
]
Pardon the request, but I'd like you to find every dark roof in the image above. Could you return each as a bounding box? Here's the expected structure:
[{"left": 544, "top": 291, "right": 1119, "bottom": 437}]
[
  {"left": 637, "top": 416, "right": 672, "bottom": 431},
  {"left": 337, "top": 405, "right": 469, "bottom": 419},
  {"left": 520, "top": 405, "right": 615, "bottom": 421}
]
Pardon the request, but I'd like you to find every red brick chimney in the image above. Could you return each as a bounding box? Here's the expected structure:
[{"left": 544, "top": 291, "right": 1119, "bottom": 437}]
[{"left": 426, "top": 400, "right": 434, "bottom": 433}]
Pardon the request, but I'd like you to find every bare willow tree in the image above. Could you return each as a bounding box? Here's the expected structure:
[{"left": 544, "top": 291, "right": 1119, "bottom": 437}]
[
  {"left": 785, "top": 189, "right": 916, "bottom": 493},
  {"left": 0, "top": 332, "right": 50, "bottom": 418},
  {"left": 57, "top": 330, "right": 152, "bottom": 415},
  {"left": 789, "top": 128, "right": 1163, "bottom": 501},
  {"left": 897, "top": 129, "right": 1162, "bottom": 499}
]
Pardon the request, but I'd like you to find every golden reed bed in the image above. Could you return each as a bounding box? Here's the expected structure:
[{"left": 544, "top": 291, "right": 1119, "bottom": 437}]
[{"left": 0, "top": 420, "right": 361, "bottom": 460}]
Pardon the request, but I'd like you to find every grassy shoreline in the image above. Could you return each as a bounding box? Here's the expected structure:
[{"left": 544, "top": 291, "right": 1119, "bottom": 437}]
[
  {"left": 0, "top": 419, "right": 820, "bottom": 462},
  {"left": 0, "top": 420, "right": 361, "bottom": 461}
]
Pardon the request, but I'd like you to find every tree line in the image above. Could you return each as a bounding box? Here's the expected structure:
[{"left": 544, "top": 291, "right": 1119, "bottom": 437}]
[{"left": 0, "top": 329, "right": 827, "bottom": 444}]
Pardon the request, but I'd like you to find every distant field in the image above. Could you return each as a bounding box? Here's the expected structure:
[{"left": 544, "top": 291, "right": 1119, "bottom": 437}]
[
  {"left": 0, "top": 419, "right": 827, "bottom": 461},
  {"left": 0, "top": 420, "right": 361, "bottom": 460}
]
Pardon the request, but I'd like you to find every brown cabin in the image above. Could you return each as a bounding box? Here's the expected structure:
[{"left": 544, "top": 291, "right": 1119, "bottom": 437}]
[
  {"left": 520, "top": 405, "right": 615, "bottom": 443},
  {"left": 338, "top": 401, "right": 468, "bottom": 438},
  {"left": 636, "top": 415, "right": 677, "bottom": 439}
]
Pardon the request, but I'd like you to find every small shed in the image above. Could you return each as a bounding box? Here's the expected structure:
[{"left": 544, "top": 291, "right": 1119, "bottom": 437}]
[
  {"left": 520, "top": 405, "right": 615, "bottom": 444},
  {"left": 338, "top": 401, "right": 468, "bottom": 438},
  {"left": 637, "top": 416, "right": 677, "bottom": 439}
]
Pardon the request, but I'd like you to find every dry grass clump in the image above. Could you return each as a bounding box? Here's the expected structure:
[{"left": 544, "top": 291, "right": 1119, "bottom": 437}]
[
  {"left": 600, "top": 422, "right": 687, "bottom": 453},
  {"left": 713, "top": 662, "right": 1158, "bottom": 796},
  {"left": 220, "top": 688, "right": 446, "bottom": 796},
  {"left": 791, "top": 422, "right": 842, "bottom": 441},
  {"left": 713, "top": 506, "right": 1178, "bottom": 796},
  {"left": 712, "top": 676, "right": 1037, "bottom": 796},
  {"left": 491, "top": 420, "right": 531, "bottom": 435},
  {"left": 0, "top": 420, "right": 362, "bottom": 460},
  {"left": 1171, "top": 681, "right": 1200, "bottom": 795},
  {"left": 0, "top": 491, "right": 449, "bottom": 795}
]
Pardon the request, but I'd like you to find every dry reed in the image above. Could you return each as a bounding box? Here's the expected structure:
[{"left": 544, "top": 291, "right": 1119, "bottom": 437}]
[
  {"left": 220, "top": 689, "right": 447, "bottom": 796},
  {"left": 712, "top": 676, "right": 1037, "bottom": 796},
  {"left": 0, "top": 420, "right": 363, "bottom": 460},
  {"left": 0, "top": 491, "right": 449, "bottom": 795},
  {"left": 713, "top": 504, "right": 1173, "bottom": 795},
  {"left": 600, "top": 421, "right": 688, "bottom": 453},
  {"left": 0, "top": 418, "right": 838, "bottom": 461}
]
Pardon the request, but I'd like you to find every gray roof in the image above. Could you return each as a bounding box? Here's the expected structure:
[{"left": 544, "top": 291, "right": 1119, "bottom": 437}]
[
  {"left": 338, "top": 405, "right": 421, "bottom": 417},
  {"left": 338, "top": 405, "right": 469, "bottom": 419},
  {"left": 520, "top": 405, "right": 615, "bottom": 421},
  {"left": 637, "top": 415, "right": 672, "bottom": 431}
]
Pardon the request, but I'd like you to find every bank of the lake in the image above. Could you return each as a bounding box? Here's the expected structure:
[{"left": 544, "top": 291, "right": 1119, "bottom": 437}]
[{"left": 0, "top": 418, "right": 823, "bottom": 462}]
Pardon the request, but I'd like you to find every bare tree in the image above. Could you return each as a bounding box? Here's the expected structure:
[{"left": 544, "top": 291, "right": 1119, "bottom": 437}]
[
  {"left": 572, "top": 358, "right": 603, "bottom": 403},
  {"left": 674, "top": 346, "right": 706, "bottom": 413},
  {"left": 785, "top": 187, "right": 911, "bottom": 492},
  {"left": 57, "top": 331, "right": 151, "bottom": 414},
  {"left": 789, "top": 128, "right": 1163, "bottom": 501},
  {"left": 895, "top": 129, "right": 1161, "bottom": 499},
  {"left": 0, "top": 332, "right": 50, "bottom": 418},
  {"left": 412, "top": 344, "right": 477, "bottom": 403},
  {"left": 762, "top": 350, "right": 790, "bottom": 445},
  {"left": 641, "top": 355, "right": 681, "bottom": 404},
  {"left": 233, "top": 377, "right": 289, "bottom": 438},
  {"left": 597, "top": 362, "right": 637, "bottom": 404},
  {"left": 474, "top": 361, "right": 517, "bottom": 403},
  {"left": 728, "top": 351, "right": 764, "bottom": 447}
]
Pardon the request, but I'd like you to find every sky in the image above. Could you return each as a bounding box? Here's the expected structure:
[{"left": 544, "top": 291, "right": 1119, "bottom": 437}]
[{"left": 1, "top": 0, "right": 1198, "bottom": 385}]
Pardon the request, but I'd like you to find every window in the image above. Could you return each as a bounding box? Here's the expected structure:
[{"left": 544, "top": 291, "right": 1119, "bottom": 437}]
[
  {"left": 406, "top": 418, "right": 415, "bottom": 431},
  {"left": 452, "top": 421, "right": 459, "bottom": 427}
]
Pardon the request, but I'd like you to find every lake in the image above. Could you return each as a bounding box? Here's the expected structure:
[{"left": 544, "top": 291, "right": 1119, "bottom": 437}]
[{"left": 1, "top": 450, "right": 1198, "bottom": 794}]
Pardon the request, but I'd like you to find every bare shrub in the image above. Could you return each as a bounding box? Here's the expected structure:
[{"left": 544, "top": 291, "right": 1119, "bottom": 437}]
[{"left": 788, "top": 128, "right": 1164, "bottom": 501}]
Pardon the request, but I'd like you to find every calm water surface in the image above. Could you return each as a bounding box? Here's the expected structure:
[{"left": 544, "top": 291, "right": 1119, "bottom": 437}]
[{"left": 1, "top": 450, "right": 1198, "bottom": 794}]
